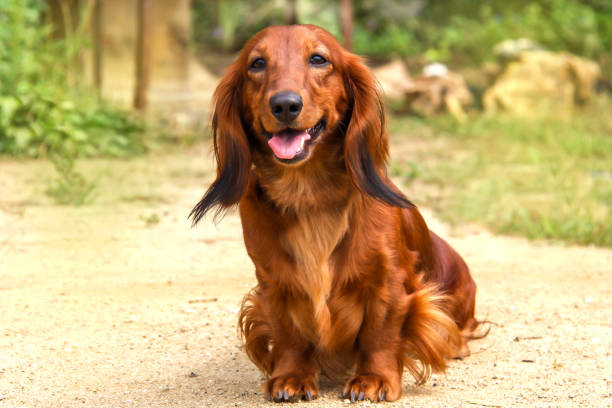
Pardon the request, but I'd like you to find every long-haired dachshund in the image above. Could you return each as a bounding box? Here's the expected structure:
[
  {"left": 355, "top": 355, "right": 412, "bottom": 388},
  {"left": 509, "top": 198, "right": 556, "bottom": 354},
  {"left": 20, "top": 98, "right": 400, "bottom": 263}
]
[{"left": 191, "top": 25, "right": 482, "bottom": 403}]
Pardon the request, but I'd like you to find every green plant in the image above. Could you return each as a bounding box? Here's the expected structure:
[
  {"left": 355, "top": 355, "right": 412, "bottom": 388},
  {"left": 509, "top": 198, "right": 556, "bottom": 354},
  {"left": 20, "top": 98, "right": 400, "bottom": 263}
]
[
  {"left": 0, "top": 0, "right": 145, "bottom": 158},
  {"left": 44, "top": 154, "right": 97, "bottom": 205},
  {"left": 191, "top": 1, "right": 612, "bottom": 74},
  {"left": 140, "top": 213, "right": 161, "bottom": 227},
  {"left": 422, "top": 0, "right": 607, "bottom": 66},
  {"left": 390, "top": 95, "right": 612, "bottom": 247},
  {"left": 1, "top": 0, "right": 147, "bottom": 205},
  {"left": 353, "top": 22, "right": 421, "bottom": 58}
]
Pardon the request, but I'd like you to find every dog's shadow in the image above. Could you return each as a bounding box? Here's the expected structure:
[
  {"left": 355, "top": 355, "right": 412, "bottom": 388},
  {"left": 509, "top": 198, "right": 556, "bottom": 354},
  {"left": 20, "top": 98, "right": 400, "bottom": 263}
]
[{"left": 164, "top": 347, "right": 438, "bottom": 405}]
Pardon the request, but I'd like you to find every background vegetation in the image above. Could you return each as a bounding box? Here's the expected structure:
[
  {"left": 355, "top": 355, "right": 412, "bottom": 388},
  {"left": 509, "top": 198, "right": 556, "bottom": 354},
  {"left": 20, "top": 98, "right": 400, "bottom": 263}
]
[
  {"left": 0, "top": 0, "right": 144, "bottom": 159},
  {"left": 390, "top": 96, "right": 612, "bottom": 247},
  {"left": 1, "top": 0, "right": 610, "bottom": 246},
  {"left": 193, "top": 0, "right": 612, "bottom": 75},
  {"left": 1, "top": 0, "right": 145, "bottom": 204}
]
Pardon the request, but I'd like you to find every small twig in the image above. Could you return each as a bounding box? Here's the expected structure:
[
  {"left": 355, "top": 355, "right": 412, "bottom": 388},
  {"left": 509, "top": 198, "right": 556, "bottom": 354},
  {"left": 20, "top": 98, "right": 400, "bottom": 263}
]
[
  {"left": 471, "top": 343, "right": 495, "bottom": 354},
  {"left": 188, "top": 298, "right": 218, "bottom": 304},
  {"left": 0, "top": 203, "right": 24, "bottom": 216},
  {"left": 465, "top": 401, "right": 504, "bottom": 408},
  {"left": 513, "top": 336, "right": 543, "bottom": 342}
]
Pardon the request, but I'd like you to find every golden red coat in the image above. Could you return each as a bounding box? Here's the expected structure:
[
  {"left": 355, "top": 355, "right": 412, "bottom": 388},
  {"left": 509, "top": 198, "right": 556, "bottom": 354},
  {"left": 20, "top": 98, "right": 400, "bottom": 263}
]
[{"left": 191, "top": 25, "right": 481, "bottom": 403}]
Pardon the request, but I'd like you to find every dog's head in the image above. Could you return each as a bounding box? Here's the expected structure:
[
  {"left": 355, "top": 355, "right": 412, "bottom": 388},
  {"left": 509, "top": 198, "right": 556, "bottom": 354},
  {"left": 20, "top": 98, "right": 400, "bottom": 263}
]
[{"left": 191, "top": 25, "right": 412, "bottom": 224}]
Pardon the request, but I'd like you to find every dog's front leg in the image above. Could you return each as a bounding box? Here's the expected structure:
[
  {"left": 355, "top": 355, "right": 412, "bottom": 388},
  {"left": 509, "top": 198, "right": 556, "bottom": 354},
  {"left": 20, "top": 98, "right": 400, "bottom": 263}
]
[
  {"left": 343, "top": 299, "right": 405, "bottom": 402},
  {"left": 265, "top": 328, "right": 319, "bottom": 402}
]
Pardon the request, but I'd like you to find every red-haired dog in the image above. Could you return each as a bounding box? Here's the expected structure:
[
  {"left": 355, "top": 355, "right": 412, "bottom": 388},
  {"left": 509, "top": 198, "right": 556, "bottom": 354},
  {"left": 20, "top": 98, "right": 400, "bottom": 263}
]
[{"left": 191, "top": 25, "right": 482, "bottom": 403}]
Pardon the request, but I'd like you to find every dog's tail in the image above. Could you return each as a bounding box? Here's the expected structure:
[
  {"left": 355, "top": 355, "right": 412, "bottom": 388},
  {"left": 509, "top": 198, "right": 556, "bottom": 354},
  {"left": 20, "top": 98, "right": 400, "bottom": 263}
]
[{"left": 399, "top": 284, "right": 462, "bottom": 385}]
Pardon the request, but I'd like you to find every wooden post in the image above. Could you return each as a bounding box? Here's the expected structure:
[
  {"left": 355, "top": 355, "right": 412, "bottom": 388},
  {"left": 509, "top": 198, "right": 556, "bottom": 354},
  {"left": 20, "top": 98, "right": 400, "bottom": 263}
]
[
  {"left": 285, "top": 0, "right": 297, "bottom": 25},
  {"left": 134, "top": 0, "right": 153, "bottom": 112},
  {"left": 340, "top": 0, "right": 353, "bottom": 51},
  {"left": 92, "top": 0, "right": 103, "bottom": 92}
]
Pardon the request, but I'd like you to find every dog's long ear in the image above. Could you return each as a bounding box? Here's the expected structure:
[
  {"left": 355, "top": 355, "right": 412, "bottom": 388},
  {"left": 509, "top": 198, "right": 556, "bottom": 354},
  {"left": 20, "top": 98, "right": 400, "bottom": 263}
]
[
  {"left": 190, "top": 63, "right": 252, "bottom": 225},
  {"left": 343, "top": 54, "right": 414, "bottom": 208}
]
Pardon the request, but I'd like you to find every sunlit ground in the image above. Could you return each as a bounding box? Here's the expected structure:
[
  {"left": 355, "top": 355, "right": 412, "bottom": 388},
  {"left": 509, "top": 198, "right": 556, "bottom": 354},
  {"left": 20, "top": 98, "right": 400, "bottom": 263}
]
[{"left": 1, "top": 132, "right": 611, "bottom": 407}]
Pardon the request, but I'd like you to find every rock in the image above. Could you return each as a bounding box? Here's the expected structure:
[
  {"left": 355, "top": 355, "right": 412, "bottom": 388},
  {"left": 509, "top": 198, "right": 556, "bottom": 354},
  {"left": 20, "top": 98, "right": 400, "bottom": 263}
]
[
  {"left": 422, "top": 62, "right": 449, "bottom": 77},
  {"left": 494, "top": 38, "right": 544, "bottom": 62},
  {"left": 566, "top": 54, "right": 600, "bottom": 104},
  {"left": 365, "top": 60, "right": 473, "bottom": 121},
  {"left": 483, "top": 50, "right": 600, "bottom": 116},
  {"left": 404, "top": 63, "right": 473, "bottom": 122},
  {"left": 372, "top": 59, "right": 414, "bottom": 104}
]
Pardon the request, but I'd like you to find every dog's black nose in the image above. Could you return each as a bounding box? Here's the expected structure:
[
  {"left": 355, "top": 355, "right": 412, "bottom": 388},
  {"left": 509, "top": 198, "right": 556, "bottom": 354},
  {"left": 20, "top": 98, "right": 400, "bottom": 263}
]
[{"left": 269, "top": 91, "right": 303, "bottom": 123}]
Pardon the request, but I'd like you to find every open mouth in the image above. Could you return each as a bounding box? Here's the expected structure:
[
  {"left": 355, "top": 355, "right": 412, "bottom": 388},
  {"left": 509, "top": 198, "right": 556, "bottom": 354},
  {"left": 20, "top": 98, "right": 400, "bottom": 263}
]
[{"left": 264, "top": 118, "right": 325, "bottom": 163}]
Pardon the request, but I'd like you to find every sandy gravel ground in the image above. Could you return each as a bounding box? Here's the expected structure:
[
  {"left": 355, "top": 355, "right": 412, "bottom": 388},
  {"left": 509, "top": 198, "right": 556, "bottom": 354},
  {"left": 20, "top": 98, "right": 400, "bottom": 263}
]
[{"left": 0, "top": 142, "right": 610, "bottom": 408}]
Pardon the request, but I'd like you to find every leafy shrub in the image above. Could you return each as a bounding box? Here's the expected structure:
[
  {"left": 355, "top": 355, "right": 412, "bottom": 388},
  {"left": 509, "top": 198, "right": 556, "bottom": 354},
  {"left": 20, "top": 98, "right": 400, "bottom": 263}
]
[
  {"left": 0, "top": 0, "right": 145, "bottom": 158},
  {"left": 192, "top": 0, "right": 341, "bottom": 53},
  {"left": 421, "top": 0, "right": 607, "bottom": 65},
  {"left": 44, "top": 154, "right": 97, "bottom": 205},
  {"left": 192, "top": 0, "right": 611, "bottom": 74},
  {"left": 350, "top": 0, "right": 611, "bottom": 67}
]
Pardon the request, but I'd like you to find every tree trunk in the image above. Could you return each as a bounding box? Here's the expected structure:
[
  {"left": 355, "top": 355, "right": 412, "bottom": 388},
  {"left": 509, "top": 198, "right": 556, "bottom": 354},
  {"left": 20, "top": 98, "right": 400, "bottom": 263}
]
[
  {"left": 134, "top": 0, "right": 153, "bottom": 112},
  {"left": 340, "top": 0, "right": 353, "bottom": 51},
  {"left": 92, "top": 0, "right": 103, "bottom": 92},
  {"left": 285, "top": 0, "right": 297, "bottom": 25}
]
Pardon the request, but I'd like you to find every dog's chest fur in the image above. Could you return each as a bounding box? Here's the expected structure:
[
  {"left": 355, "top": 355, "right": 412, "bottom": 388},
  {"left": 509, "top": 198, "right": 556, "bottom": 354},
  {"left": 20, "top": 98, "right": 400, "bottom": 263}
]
[
  {"left": 283, "top": 205, "right": 349, "bottom": 292},
  {"left": 261, "top": 165, "right": 359, "bottom": 347},
  {"left": 282, "top": 206, "right": 355, "bottom": 348}
]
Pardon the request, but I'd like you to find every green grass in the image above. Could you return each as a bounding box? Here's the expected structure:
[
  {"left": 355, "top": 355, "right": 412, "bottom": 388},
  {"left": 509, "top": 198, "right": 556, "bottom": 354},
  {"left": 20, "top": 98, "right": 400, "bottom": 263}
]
[
  {"left": 44, "top": 154, "right": 99, "bottom": 206},
  {"left": 390, "top": 95, "right": 612, "bottom": 247}
]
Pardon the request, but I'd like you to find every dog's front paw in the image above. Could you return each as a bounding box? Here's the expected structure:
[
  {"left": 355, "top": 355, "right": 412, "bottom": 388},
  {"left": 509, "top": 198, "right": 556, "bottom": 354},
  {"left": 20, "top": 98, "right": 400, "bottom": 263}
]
[
  {"left": 343, "top": 373, "right": 399, "bottom": 402},
  {"left": 265, "top": 373, "right": 319, "bottom": 402}
]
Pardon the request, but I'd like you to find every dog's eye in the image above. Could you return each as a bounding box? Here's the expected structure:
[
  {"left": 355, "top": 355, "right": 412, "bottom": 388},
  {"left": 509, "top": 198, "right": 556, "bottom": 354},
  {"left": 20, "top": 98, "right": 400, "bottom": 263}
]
[
  {"left": 309, "top": 54, "right": 328, "bottom": 66},
  {"left": 249, "top": 58, "right": 266, "bottom": 71}
]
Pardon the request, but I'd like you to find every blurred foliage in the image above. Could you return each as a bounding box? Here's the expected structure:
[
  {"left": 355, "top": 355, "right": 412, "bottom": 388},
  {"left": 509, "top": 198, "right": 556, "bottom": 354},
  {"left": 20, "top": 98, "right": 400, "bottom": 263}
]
[
  {"left": 192, "top": 0, "right": 340, "bottom": 52},
  {"left": 390, "top": 95, "right": 612, "bottom": 247},
  {"left": 413, "top": 0, "right": 611, "bottom": 66},
  {"left": 0, "top": 0, "right": 145, "bottom": 158},
  {"left": 192, "top": 0, "right": 611, "bottom": 73},
  {"left": 45, "top": 154, "right": 97, "bottom": 205}
]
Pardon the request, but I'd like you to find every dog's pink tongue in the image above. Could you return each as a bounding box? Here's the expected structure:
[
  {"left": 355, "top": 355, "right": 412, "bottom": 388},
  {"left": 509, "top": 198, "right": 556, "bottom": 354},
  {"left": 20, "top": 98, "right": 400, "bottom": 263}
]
[{"left": 268, "top": 131, "right": 310, "bottom": 159}]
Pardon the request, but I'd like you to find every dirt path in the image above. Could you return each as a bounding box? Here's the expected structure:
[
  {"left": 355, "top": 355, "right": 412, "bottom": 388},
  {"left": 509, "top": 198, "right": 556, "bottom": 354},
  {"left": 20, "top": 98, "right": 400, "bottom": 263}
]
[{"left": 1, "top": 142, "right": 610, "bottom": 408}]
